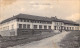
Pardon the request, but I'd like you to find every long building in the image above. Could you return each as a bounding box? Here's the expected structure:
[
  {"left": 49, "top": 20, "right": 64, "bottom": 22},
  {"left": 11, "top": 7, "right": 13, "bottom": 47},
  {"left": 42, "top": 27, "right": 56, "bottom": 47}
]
[{"left": 0, "top": 14, "right": 80, "bottom": 36}]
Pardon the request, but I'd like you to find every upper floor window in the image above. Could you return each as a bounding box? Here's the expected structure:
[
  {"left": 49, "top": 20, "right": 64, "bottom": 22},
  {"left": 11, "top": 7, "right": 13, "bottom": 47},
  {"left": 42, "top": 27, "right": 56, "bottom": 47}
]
[
  {"left": 57, "top": 22, "right": 59, "bottom": 25},
  {"left": 24, "top": 19, "right": 26, "bottom": 22},
  {"left": 48, "top": 22, "right": 52, "bottom": 24},
  {"left": 37, "top": 21, "right": 39, "bottom": 23},
  {"left": 27, "top": 20, "right": 29, "bottom": 22},
  {"left": 61, "top": 22, "right": 63, "bottom": 25},
  {"left": 20, "top": 19, "right": 23, "bottom": 22},
  {"left": 12, "top": 25, "right": 14, "bottom": 29},
  {"left": 17, "top": 19, "right": 19, "bottom": 22},
  {"left": 55, "top": 22, "right": 58, "bottom": 25}
]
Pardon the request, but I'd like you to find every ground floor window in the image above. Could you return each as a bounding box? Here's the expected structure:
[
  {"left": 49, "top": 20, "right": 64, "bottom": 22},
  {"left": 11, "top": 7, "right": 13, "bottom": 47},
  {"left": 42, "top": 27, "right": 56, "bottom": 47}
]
[
  {"left": 48, "top": 26, "right": 51, "bottom": 29},
  {"left": 44, "top": 25, "right": 47, "bottom": 29},
  {"left": 39, "top": 25, "right": 42, "bottom": 29},
  {"left": 27, "top": 24, "right": 30, "bottom": 29},
  {"left": 54, "top": 26, "right": 56, "bottom": 30},
  {"left": 19, "top": 24, "right": 22, "bottom": 29},
  {"left": 67, "top": 27, "right": 69, "bottom": 30},
  {"left": 70, "top": 27, "right": 71, "bottom": 30},
  {"left": 23, "top": 24, "right": 26, "bottom": 29},
  {"left": 34, "top": 25, "right": 37, "bottom": 29},
  {"left": 72, "top": 27, "right": 74, "bottom": 30}
]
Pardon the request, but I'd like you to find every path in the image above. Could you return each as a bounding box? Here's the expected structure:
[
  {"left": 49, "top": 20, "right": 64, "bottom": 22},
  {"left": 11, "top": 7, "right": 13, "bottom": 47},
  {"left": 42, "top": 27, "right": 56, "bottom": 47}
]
[{"left": 8, "top": 32, "right": 70, "bottom": 48}]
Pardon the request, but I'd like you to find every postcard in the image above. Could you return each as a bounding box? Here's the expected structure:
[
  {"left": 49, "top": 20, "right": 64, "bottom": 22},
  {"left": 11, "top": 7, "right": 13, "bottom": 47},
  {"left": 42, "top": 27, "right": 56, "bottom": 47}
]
[{"left": 0, "top": 0, "right": 80, "bottom": 48}]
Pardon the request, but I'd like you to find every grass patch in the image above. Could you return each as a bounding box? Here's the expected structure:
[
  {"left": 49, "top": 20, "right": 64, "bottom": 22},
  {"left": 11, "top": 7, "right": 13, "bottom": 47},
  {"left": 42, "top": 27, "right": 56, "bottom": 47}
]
[
  {"left": 59, "top": 30, "right": 80, "bottom": 48},
  {"left": 0, "top": 32, "right": 58, "bottom": 48}
]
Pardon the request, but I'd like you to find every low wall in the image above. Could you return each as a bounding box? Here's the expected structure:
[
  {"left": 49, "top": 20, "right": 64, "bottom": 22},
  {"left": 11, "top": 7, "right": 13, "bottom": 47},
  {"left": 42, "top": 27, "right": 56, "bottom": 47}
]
[
  {"left": 0, "top": 29, "right": 16, "bottom": 36},
  {"left": 17, "top": 29, "right": 53, "bottom": 36}
]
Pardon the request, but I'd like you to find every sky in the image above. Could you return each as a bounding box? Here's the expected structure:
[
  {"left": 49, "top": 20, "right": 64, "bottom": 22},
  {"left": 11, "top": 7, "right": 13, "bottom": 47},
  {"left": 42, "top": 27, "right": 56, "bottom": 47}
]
[{"left": 0, "top": 0, "right": 80, "bottom": 23}]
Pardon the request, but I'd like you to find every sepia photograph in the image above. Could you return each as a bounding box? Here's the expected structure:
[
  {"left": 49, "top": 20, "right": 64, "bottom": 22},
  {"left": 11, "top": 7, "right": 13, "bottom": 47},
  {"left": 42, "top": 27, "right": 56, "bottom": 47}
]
[{"left": 0, "top": 0, "right": 80, "bottom": 48}]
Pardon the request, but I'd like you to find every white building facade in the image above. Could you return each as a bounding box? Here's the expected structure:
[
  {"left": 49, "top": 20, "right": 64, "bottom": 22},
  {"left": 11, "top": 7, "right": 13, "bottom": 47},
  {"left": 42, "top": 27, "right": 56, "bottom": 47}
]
[{"left": 0, "top": 14, "right": 80, "bottom": 36}]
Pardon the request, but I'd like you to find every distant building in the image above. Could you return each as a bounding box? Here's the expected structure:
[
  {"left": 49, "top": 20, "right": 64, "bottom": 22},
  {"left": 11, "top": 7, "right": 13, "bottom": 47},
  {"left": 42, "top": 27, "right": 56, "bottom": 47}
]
[{"left": 0, "top": 14, "right": 79, "bottom": 36}]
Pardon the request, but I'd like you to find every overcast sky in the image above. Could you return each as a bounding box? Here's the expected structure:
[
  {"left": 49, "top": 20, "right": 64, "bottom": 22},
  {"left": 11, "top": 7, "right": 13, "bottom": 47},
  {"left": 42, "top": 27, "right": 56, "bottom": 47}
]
[{"left": 0, "top": 0, "right": 80, "bottom": 22}]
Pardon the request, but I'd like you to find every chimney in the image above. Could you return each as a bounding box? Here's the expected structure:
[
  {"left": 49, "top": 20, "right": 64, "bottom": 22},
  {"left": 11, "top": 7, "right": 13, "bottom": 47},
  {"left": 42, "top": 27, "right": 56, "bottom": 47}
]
[{"left": 55, "top": 16, "right": 57, "bottom": 19}]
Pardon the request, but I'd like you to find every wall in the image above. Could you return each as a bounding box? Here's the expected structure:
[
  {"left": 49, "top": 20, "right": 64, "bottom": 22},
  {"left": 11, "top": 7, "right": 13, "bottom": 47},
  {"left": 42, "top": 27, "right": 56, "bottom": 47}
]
[
  {"left": 51, "top": 21, "right": 64, "bottom": 32},
  {"left": 0, "top": 19, "right": 17, "bottom": 36},
  {"left": 64, "top": 24, "right": 79, "bottom": 31},
  {"left": 17, "top": 21, "right": 52, "bottom": 29}
]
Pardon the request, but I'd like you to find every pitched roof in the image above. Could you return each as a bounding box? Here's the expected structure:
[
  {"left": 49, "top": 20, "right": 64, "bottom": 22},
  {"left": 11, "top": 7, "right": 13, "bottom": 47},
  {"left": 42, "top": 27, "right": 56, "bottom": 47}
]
[
  {"left": 55, "top": 19, "right": 79, "bottom": 26},
  {"left": 51, "top": 17, "right": 79, "bottom": 25},
  {"left": 0, "top": 14, "right": 52, "bottom": 24},
  {"left": 62, "top": 20, "right": 79, "bottom": 25},
  {"left": 16, "top": 14, "right": 52, "bottom": 21},
  {"left": 0, "top": 16, "right": 17, "bottom": 24},
  {"left": 0, "top": 13, "right": 79, "bottom": 26}
]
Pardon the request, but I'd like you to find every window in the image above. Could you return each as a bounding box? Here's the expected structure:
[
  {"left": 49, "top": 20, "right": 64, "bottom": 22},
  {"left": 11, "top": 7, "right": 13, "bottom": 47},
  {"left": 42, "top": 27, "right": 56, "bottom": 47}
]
[
  {"left": 55, "top": 22, "right": 58, "bottom": 25},
  {"left": 67, "top": 27, "right": 69, "bottom": 30},
  {"left": 70, "top": 27, "right": 71, "bottom": 30},
  {"left": 39, "top": 25, "right": 42, "bottom": 29},
  {"left": 76, "top": 27, "right": 79, "bottom": 30},
  {"left": 27, "top": 20, "right": 29, "bottom": 22},
  {"left": 57, "top": 22, "right": 59, "bottom": 25},
  {"left": 23, "top": 24, "right": 26, "bottom": 29},
  {"left": 39, "top": 21, "right": 41, "bottom": 23},
  {"left": 34, "top": 21, "right": 36, "bottom": 23},
  {"left": 72, "top": 27, "right": 74, "bottom": 30},
  {"left": 19, "top": 24, "right": 22, "bottom": 29},
  {"left": 27, "top": 24, "right": 30, "bottom": 29},
  {"left": 37, "top": 21, "right": 39, "bottom": 23},
  {"left": 61, "top": 22, "right": 63, "bottom": 25},
  {"left": 48, "top": 26, "right": 51, "bottom": 29},
  {"left": 24, "top": 19, "right": 26, "bottom": 22},
  {"left": 20, "top": 19, "right": 23, "bottom": 22},
  {"left": 48, "top": 22, "right": 52, "bottom": 24},
  {"left": 59, "top": 27, "right": 60, "bottom": 30},
  {"left": 44, "top": 25, "right": 47, "bottom": 29},
  {"left": 12, "top": 25, "right": 14, "bottom": 29},
  {"left": 34, "top": 25, "right": 37, "bottom": 29},
  {"left": 17, "top": 19, "right": 19, "bottom": 22},
  {"left": 54, "top": 26, "right": 56, "bottom": 30}
]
